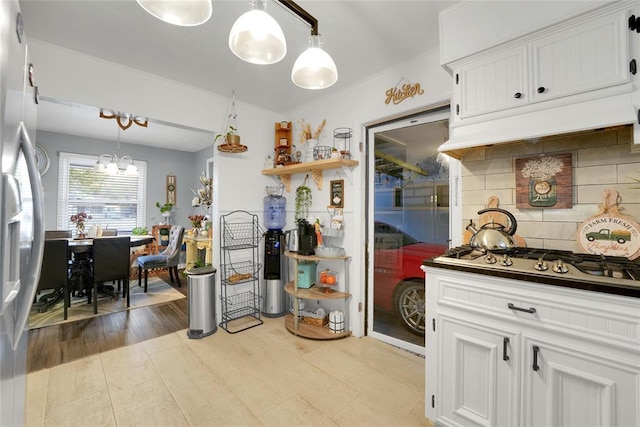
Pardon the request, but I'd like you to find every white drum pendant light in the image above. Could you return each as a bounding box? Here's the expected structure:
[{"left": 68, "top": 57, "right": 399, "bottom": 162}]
[
  {"left": 229, "top": 0, "right": 286, "bottom": 65},
  {"left": 136, "top": 0, "right": 212, "bottom": 27},
  {"left": 291, "top": 35, "right": 338, "bottom": 89}
]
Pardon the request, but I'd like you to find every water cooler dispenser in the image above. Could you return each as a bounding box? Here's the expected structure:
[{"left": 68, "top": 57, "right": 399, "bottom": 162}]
[{"left": 262, "top": 187, "right": 287, "bottom": 317}]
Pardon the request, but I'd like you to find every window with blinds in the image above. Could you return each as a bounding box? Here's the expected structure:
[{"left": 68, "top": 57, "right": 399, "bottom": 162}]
[{"left": 57, "top": 152, "right": 147, "bottom": 233}]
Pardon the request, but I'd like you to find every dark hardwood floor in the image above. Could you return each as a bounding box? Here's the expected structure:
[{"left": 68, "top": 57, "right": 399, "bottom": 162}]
[{"left": 27, "top": 270, "right": 189, "bottom": 373}]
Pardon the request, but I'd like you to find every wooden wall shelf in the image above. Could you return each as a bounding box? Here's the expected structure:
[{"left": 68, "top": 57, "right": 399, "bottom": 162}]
[{"left": 262, "top": 158, "right": 359, "bottom": 191}]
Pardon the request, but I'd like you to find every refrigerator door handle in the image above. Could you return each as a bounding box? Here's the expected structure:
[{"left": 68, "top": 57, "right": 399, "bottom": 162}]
[
  {"left": 11, "top": 122, "right": 44, "bottom": 349},
  {"left": 3, "top": 280, "right": 21, "bottom": 306}
]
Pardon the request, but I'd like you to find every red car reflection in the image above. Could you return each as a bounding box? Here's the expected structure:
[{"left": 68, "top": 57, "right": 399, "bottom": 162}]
[{"left": 373, "top": 222, "right": 448, "bottom": 335}]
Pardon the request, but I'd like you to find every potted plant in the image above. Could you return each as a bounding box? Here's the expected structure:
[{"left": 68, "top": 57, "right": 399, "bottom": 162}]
[
  {"left": 131, "top": 226, "right": 149, "bottom": 235},
  {"left": 215, "top": 125, "right": 240, "bottom": 147},
  {"left": 156, "top": 202, "right": 173, "bottom": 224},
  {"left": 295, "top": 177, "right": 312, "bottom": 223}
]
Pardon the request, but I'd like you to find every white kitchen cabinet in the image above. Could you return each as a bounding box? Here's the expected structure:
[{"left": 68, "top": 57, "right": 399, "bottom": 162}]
[
  {"left": 437, "top": 316, "right": 520, "bottom": 427},
  {"left": 454, "top": 47, "right": 527, "bottom": 120},
  {"left": 522, "top": 336, "right": 639, "bottom": 427},
  {"left": 530, "top": 11, "right": 629, "bottom": 104},
  {"left": 425, "top": 267, "right": 640, "bottom": 427},
  {"left": 451, "top": 5, "right": 631, "bottom": 124}
]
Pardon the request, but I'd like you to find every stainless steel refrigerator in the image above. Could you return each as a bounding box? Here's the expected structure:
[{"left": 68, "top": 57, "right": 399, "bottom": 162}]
[{"left": 1, "top": 1, "right": 45, "bottom": 425}]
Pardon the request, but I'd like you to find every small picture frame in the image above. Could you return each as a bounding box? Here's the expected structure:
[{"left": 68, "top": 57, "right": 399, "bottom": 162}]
[{"left": 330, "top": 180, "right": 344, "bottom": 208}]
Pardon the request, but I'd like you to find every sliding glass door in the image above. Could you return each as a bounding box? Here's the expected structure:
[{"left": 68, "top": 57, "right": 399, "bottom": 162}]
[{"left": 366, "top": 108, "right": 450, "bottom": 354}]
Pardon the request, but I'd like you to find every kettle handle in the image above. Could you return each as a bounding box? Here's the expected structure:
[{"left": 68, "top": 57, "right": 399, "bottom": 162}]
[{"left": 477, "top": 208, "right": 517, "bottom": 236}]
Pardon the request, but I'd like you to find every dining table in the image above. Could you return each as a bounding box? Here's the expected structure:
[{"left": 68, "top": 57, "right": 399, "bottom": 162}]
[
  {"left": 70, "top": 234, "right": 155, "bottom": 293},
  {"left": 38, "top": 235, "right": 155, "bottom": 312}
]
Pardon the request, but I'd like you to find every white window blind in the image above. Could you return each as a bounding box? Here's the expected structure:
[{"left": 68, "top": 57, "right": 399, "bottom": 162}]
[{"left": 57, "top": 152, "right": 147, "bottom": 233}]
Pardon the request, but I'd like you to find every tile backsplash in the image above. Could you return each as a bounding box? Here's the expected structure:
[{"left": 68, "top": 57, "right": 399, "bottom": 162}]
[{"left": 460, "top": 125, "right": 640, "bottom": 251}]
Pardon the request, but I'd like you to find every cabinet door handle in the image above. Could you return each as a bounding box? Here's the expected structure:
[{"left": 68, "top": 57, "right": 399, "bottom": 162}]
[
  {"left": 503, "top": 337, "right": 510, "bottom": 361},
  {"left": 514, "top": 92, "right": 522, "bottom": 99},
  {"left": 537, "top": 86, "right": 546, "bottom": 93},
  {"left": 508, "top": 302, "right": 536, "bottom": 314},
  {"left": 532, "top": 345, "right": 540, "bottom": 371}
]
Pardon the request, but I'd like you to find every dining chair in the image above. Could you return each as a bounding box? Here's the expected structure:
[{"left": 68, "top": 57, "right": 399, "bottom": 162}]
[
  {"left": 91, "top": 236, "right": 131, "bottom": 314},
  {"left": 36, "top": 239, "right": 70, "bottom": 318},
  {"left": 101, "top": 229, "right": 117, "bottom": 236},
  {"left": 137, "top": 225, "right": 184, "bottom": 292}
]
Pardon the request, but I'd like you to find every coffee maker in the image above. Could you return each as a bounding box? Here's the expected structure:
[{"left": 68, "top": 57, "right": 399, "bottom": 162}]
[{"left": 297, "top": 219, "right": 317, "bottom": 256}]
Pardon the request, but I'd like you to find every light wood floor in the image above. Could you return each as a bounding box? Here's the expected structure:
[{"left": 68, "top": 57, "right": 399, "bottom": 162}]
[{"left": 25, "top": 273, "right": 431, "bottom": 427}]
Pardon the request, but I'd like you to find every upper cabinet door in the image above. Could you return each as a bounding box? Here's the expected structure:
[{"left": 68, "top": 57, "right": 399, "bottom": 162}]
[
  {"left": 455, "top": 46, "right": 528, "bottom": 120},
  {"left": 530, "top": 10, "right": 629, "bottom": 104}
]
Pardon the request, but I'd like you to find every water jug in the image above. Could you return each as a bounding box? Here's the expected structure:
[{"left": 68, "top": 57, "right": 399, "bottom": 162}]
[{"left": 263, "top": 195, "right": 286, "bottom": 230}]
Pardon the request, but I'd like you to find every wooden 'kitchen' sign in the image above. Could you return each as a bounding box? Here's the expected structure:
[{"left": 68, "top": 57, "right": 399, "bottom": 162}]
[{"left": 384, "top": 78, "right": 424, "bottom": 105}]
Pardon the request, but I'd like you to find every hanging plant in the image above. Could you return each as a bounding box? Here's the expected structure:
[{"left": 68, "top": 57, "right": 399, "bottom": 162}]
[{"left": 295, "top": 175, "right": 312, "bottom": 223}]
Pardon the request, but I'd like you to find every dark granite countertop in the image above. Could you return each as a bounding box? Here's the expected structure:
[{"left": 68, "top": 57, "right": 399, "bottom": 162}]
[{"left": 423, "top": 258, "right": 640, "bottom": 299}]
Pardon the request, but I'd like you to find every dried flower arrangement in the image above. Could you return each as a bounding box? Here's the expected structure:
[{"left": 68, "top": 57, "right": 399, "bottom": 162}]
[{"left": 298, "top": 119, "right": 326, "bottom": 143}]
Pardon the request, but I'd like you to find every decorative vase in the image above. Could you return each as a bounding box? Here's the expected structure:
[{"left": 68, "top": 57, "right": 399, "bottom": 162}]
[
  {"left": 161, "top": 211, "right": 171, "bottom": 225},
  {"left": 304, "top": 139, "right": 318, "bottom": 162},
  {"left": 76, "top": 223, "right": 86, "bottom": 239}
]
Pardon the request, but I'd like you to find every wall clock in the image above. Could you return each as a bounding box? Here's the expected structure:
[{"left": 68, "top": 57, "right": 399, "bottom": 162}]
[
  {"left": 166, "top": 174, "right": 176, "bottom": 205},
  {"left": 34, "top": 144, "right": 50, "bottom": 176}
]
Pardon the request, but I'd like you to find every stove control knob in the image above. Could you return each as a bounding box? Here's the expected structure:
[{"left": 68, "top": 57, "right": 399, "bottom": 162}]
[
  {"left": 484, "top": 253, "right": 497, "bottom": 264},
  {"left": 533, "top": 257, "right": 548, "bottom": 271},
  {"left": 500, "top": 254, "right": 513, "bottom": 266},
  {"left": 551, "top": 260, "right": 569, "bottom": 274}
]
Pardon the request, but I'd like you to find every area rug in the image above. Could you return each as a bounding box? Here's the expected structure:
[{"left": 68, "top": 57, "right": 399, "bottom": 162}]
[{"left": 28, "top": 277, "right": 186, "bottom": 330}]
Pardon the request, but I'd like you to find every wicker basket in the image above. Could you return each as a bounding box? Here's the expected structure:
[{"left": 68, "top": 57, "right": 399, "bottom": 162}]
[{"left": 301, "top": 315, "right": 329, "bottom": 327}]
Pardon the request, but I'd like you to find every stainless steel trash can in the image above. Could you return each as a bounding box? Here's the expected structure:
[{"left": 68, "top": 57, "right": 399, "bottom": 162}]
[{"left": 186, "top": 265, "right": 217, "bottom": 339}]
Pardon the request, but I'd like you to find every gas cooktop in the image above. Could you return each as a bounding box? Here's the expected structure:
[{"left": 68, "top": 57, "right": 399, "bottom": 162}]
[{"left": 431, "top": 245, "right": 640, "bottom": 288}]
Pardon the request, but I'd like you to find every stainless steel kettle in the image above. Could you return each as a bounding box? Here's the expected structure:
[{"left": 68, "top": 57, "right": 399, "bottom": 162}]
[
  {"left": 285, "top": 229, "right": 298, "bottom": 252},
  {"left": 466, "top": 208, "right": 518, "bottom": 251}
]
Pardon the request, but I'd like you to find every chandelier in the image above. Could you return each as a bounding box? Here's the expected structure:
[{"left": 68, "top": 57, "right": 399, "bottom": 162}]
[
  {"left": 136, "top": 0, "right": 337, "bottom": 90},
  {"left": 94, "top": 115, "right": 139, "bottom": 176},
  {"left": 229, "top": 0, "right": 338, "bottom": 90},
  {"left": 136, "top": 0, "right": 212, "bottom": 27}
]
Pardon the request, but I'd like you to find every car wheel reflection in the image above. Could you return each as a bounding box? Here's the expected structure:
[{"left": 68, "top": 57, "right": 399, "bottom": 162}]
[{"left": 393, "top": 279, "right": 426, "bottom": 335}]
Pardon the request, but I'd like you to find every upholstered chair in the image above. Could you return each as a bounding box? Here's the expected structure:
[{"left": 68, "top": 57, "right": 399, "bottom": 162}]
[
  {"left": 91, "top": 236, "right": 131, "bottom": 314},
  {"left": 137, "top": 225, "right": 184, "bottom": 292}
]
